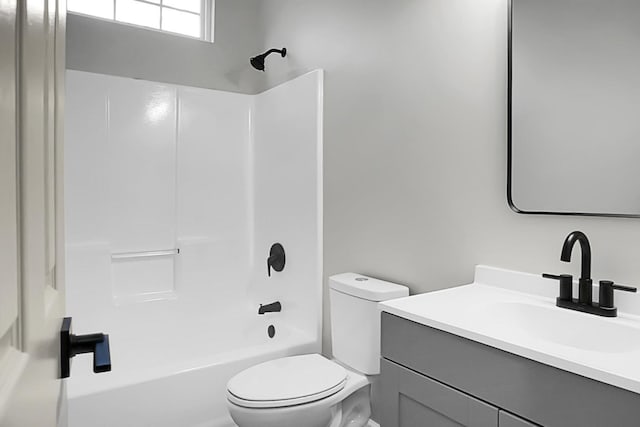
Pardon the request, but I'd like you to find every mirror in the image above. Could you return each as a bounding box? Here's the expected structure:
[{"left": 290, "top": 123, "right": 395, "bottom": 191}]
[{"left": 509, "top": 0, "right": 640, "bottom": 217}]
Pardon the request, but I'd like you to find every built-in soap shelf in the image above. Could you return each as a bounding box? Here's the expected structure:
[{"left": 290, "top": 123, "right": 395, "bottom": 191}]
[
  {"left": 110, "top": 248, "right": 179, "bottom": 306},
  {"left": 111, "top": 248, "right": 180, "bottom": 260}
]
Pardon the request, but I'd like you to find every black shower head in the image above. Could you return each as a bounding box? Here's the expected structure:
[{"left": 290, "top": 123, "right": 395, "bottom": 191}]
[
  {"left": 250, "top": 48, "right": 287, "bottom": 72},
  {"left": 250, "top": 56, "right": 266, "bottom": 71}
]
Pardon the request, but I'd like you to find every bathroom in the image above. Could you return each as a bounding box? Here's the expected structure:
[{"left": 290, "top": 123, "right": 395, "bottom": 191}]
[{"left": 1, "top": 0, "right": 640, "bottom": 426}]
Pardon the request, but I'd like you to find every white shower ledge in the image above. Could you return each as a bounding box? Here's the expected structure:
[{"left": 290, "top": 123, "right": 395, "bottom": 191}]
[{"left": 379, "top": 265, "right": 640, "bottom": 395}]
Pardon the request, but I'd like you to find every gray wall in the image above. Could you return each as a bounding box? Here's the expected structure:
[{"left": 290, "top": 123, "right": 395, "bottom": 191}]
[
  {"left": 66, "top": 0, "right": 266, "bottom": 93},
  {"left": 255, "top": 0, "right": 640, "bottom": 358}
]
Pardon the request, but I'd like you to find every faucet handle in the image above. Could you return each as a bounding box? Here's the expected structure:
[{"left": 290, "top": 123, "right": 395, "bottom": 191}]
[
  {"left": 612, "top": 283, "right": 637, "bottom": 293},
  {"left": 543, "top": 273, "right": 573, "bottom": 302},
  {"left": 599, "top": 280, "right": 637, "bottom": 310},
  {"left": 267, "top": 243, "right": 286, "bottom": 277}
]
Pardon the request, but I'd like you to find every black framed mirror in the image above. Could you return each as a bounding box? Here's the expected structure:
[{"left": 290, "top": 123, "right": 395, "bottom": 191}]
[{"left": 508, "top": 0, "right": 640, "bottom": 218}]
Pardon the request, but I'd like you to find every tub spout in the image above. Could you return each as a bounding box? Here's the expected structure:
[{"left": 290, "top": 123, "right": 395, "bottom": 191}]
[{"left": 258, "top": 301, "right": 282, "bottom": 315}]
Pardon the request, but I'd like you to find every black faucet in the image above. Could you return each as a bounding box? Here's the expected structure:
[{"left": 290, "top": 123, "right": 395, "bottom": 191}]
[
  {"left": 560, "top": 231, "right": 593, "bottom": 305},
  {"left": 258, "top": 301, "right": 281, "bottom": 315},
  {"left": 543, "top": 231, "right": 637, "bottom": 317}
]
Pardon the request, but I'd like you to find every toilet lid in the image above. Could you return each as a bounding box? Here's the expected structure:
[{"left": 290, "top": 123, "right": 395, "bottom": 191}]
[{"left": 227, "top": 354, "right": 348, "bottom": 409}]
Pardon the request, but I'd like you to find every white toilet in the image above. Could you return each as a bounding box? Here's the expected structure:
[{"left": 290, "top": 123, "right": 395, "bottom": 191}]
[{"left": 226, "top": 273, "right": 409, "bottom": 427}]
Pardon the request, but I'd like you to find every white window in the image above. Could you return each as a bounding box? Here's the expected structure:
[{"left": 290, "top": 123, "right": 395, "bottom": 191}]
[{"left": 67, "top": 0, "right": 215, "bottom": 41}]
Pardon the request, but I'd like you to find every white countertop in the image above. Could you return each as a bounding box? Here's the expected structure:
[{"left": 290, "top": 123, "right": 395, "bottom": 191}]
[{"left": 379, "top": 265, "right": 640, "bottom": 394}]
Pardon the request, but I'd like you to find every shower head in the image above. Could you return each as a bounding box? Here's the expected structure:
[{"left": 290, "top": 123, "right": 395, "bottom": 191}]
[{"left": 250, "top": 48, "right": 287, "bottom": 72}]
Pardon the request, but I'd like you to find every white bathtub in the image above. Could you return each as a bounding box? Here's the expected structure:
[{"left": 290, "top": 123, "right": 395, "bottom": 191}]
[{"left": 67, "top": 304, "right": 318, "bottom": 427}]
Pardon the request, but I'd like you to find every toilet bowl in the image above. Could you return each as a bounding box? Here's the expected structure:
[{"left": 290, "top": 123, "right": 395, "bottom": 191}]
[
  {"left": 227, "top": 354, "right": 370, "bottom": 427},
  {"left": 226, "top": 273, "right": 409, "bottom": 427}
]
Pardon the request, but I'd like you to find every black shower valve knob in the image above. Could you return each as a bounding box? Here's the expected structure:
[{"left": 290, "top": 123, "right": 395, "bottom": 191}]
[{"left": 267, "top": 243, "right": 286, "bottom": 277}]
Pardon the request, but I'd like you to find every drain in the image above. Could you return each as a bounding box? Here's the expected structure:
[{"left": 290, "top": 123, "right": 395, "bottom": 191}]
[{"left": 268, "top": 325, "right": 276, "bottom": 338}]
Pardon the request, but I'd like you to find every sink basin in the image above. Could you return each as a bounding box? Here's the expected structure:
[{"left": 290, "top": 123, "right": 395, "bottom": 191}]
[
  {"left": 379, "top": 265, "right": 640, "bottom": 395},
  {"left": 484, "top": 301, "right": 640, "bottom": 354}
]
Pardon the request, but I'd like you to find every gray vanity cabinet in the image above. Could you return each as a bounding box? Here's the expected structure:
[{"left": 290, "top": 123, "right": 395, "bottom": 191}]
[
  {"left": 380, "top": 312, "right": 640, "bottom": 427},
  {"left": 380, "top": 358, "right": 498, "bottom": 427},
  {"left": 380, "top": 358, "right": 535, "bottom": 427}
]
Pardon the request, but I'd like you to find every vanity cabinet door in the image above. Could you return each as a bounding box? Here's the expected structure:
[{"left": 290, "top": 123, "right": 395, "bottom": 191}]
[
  {"left": 380, "top": 358, "right": 498, "bottom": 427},
  {"left": 499, "top": 411, "right": 537, "bottom": 427}
]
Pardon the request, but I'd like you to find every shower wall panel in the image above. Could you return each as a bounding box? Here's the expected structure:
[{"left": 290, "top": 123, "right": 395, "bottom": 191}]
[
  {"left": 65, "top": 71, "right": 253, "bottom": 324},
  {"left": 176, "top": 87, "right": 253, "bottom": 308},
  {"left": 251, "top": 70, "right": 324, "bottom": 342},
  {"left": 108, "top": 78, "right": 178, "bottom": 304}
]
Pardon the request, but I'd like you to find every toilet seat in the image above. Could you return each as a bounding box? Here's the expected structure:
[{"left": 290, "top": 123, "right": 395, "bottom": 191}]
[{"left": 227, "top": 354, "right": 348, "bottom": 409}]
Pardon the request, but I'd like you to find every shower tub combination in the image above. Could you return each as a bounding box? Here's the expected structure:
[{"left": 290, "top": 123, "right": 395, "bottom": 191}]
[{"left": 64, "top": 70, "right": 323, "bottom": 426}]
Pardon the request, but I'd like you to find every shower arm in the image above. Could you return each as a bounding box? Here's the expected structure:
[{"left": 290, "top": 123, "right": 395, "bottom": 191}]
[{"left": 263, "top": 48, "right": 285, "bottom": 57}]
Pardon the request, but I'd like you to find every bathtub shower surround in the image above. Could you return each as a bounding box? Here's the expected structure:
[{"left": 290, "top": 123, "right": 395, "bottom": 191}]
[{"left": 64, "top": 70, "right": 323, "bottom": 427}]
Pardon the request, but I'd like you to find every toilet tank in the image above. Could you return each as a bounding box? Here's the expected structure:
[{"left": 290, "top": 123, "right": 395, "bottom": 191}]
[{"left": 329, "top": 273, "right": 409, "bottom": 375}]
